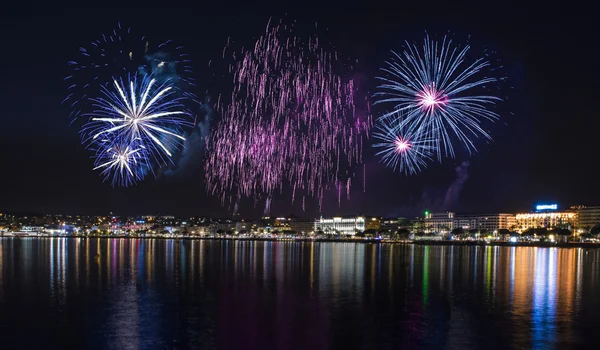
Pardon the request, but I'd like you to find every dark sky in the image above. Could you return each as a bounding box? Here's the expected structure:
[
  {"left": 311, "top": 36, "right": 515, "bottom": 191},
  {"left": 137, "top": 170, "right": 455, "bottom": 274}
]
[{"left": 1, "top": 2, "right": 597, "bottom": 218}]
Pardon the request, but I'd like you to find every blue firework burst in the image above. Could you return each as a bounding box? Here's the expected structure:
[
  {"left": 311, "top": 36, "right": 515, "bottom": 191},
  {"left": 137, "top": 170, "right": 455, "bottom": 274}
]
[
  {"left": 372, "top": 116, "right": 436, "bottom": 175},
  {"left": 83, "top": 74, "right": 192, "bottom": 169},
  {"left": 92, "top": 139, "right": 149, "bottom": 187},
  {"left": 375, "top": 35, "right": 501, "bottom": 161}
]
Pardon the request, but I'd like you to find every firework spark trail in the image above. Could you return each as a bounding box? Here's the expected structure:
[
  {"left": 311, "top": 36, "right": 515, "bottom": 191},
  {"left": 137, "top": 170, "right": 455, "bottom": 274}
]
[
  {"left": 374, "top": 35, "right": 501, "bottom": 163},
  {"left": 82, "top": 74, "right": 191, "bottom": 170},
  {"left": 363, "top": 164, "right": 366, "bottom": 193},
  {"left": 372, "top": 116, "right": 436, "bottom": 175},
  {"left": 206, "top": 20, "right": 370, "bottom": 209}
]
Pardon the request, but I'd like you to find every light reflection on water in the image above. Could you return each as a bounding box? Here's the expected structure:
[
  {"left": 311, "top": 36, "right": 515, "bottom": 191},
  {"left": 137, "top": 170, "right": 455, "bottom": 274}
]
[{"left": 1, "top": 238, "right": 600, "bottom": 349}]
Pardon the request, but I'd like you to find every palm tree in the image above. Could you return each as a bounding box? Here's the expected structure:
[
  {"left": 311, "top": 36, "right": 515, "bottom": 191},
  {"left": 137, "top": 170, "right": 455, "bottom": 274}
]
[
  {"left": 451, "top": 228, "right": 465, "bottom": 238},
  {"left": 397, "top": 228, "right": 411, "bottom": 241}
]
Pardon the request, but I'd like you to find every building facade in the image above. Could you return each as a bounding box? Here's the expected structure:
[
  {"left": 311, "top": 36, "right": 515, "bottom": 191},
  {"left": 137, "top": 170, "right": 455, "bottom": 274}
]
[
  {"left": 209, "top": 220, "right": 241, "bottom": 234},
  {"left": 453, "top": 213, "right": 516, "bottom": 233},
  {"left": 315, "top": 217, "right": 365, "bottom": 235},
  {"left": 273, "top": 218, "right": 292, "bottom": 232},
  {"left": 380, "top": 218, "right": 400, "bottom": 233},
  {"left": 288, "top": 219, "right": 315, "bottom": 235},
  {"left": 365, "top": 217, "right": 382, "bottom": 231},
  {"left": 515, "top": 211, "right": 577, "bottom": 232},
  {"left": 573, "top": 206, "right": 600, "bottom": 230},
  {"left": 424, "top": 212, "right": 454, "bottom": 233}
]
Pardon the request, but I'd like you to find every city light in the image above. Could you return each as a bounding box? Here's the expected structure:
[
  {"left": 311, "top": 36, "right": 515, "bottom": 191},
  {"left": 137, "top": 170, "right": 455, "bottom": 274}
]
[{"left": 536, "top": 204, "right": 558, "bottom": 211}]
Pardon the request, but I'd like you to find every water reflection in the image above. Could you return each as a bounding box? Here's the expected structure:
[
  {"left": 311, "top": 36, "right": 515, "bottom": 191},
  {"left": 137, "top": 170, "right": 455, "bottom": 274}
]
[
  {"left": 531, "top": 248, "right": 557, "bottom": 348},
  {"left": 1, "top": 238, "right": 600, "bottom": 348}
]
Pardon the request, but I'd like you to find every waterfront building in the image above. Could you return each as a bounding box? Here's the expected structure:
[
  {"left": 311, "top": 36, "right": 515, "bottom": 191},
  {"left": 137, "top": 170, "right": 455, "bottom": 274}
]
[
  {"left": 411, "top": 218, "right": 426, "bottom": 233},
  {"left": 287, "top": 218, "right": 315, "bottom": 235},
  {"left": 365, "top": 217, "right": 382, "bottom": 231},
  {"left": 380, "top": 217, "right": 413, "bottom": 234},
  {"left": 209, "top": 220, "right": 240, "bottom": 234},
  {"left": 187, "top": 225, "right": 209, "bottom": 236},
  {"left": 453, "top": 213, "right": 516, "bottom": 233},
  {"left": 315, "top": 216, "right": 365, "bottom": 235},
  {"left": 380, "top": 218, "right": 399, "bottom": 233},
  {"left": 515, "top": 204, "right": 577, "bottom": 232},
  {"left": 21, "top": 225, "right": 44, "bottom": 233},
  {"left": 572, "top": 205, "right": 600, "bottom": 231},
  {"left": 273, "top": 217, "right": 292, "bottom": 232},
  {"left": 424, "top": 212, "right": 454, "bottom": 233},
  {"left": 43, "top": 224, "right": 78, "bottom": 235},
  {"left": 120, "top": 221, "right": 152, "bottom": 232}
]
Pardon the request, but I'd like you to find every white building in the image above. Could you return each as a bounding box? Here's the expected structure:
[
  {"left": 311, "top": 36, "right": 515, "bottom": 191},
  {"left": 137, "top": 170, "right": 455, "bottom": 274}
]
[
  {"left": 424, "top": 212, "right": 454, "bottom": 233},
  {"left": 21, "top": 226, "right": 44, "bottom": 233},
  {"left": 315, "top": 217, "right": 365, "bottom": 236}
]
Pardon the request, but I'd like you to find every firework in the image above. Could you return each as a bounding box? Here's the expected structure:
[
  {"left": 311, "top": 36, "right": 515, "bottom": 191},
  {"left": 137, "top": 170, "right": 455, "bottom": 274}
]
[
  {"left": 64, "top": 23, "right": 195, "bottom": 123},
  {"left": 206, "top": 19, "right": 370, "bottom": 209},
  {"left": 66, "top": 23, "right": 197, "bottom": 186},
  {"left": 92, "top": 140, "right": 149, "bottom": 187},
  {"left": 372, "top": 116, "right": 435, "bottom": 175},
  {"left": 82, "top": 74, "right": 191, "bottom": 168},
  {"left": 375, "top": 35, "right": 501, "bottom": 161}
]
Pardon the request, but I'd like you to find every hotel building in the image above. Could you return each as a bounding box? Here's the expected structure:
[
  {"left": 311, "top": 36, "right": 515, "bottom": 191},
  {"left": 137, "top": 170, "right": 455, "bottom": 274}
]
[
  {"left": 453, "top": 213, "right": 516, "bottom": 232},
  {"left": 515, "top": 206, "right": 577, "bottom": 232},
  {"left": 380, "top": 218, "right": 400, "bottom": 233},
  {"left": 424, "top": 212, "right": 455, "bottom": 233},
  {"left": 572, "top": 206, "right": 600, "bottom": 230},
  {"left": 365, "top": 217, "right": 382, "bottom": 231},
  {"left": 288, "top": 218, "right": 315, "bottom": 235},
  {"left": 315, "top": 216, "right": 366, "bottom": 235}
]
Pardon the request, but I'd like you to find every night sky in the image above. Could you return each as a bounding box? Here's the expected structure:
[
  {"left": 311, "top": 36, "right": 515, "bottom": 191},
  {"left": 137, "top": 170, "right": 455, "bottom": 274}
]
[{"left": 1, "top": 2, "right": 597, "bottom": 218}]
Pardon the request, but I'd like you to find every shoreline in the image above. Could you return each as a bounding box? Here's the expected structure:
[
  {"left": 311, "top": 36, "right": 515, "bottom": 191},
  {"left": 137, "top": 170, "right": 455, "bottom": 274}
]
[{"left": 2, "top": 234, "right": 600, "bottom": 248}]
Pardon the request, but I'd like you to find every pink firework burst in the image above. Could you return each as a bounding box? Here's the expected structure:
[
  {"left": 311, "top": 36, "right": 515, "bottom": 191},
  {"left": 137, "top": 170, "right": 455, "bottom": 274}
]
[
  {"left": 206, "top": 19, "right": 371, "bottom": 210},
  {"left": 395, "top": 138, "right": 412, "bottom": 152}
]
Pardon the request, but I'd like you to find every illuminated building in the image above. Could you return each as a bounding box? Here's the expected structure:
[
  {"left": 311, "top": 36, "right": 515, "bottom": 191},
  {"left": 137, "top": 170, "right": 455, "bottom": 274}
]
[
  {"left": 209, "top": 220, "right": 239, "bottom": 234},
  {"left": 21, "top": 226, "right": 44, "bottom": 233},
  {"left": 44, "top": 224, "right": 71, "bottom": 235},
  {"left": 572, "top": 205, "right": 600, "bottom": 230},
  {"left": 453, "top": 213, "right": 516, "bottom": 233},
  {"left": 258, "top": 217, "right": 312, "bottom": 234},
  {"left": 515, "top": 204, "right": 576, "bottom": 232},
  {"left": 365, "top": 217, "right": 382, "bottom": 231},
  {"left": 380, "top": 218, "right": 400, "bottom": 233},
  {"left": 379, "top": 217, "right": 413, "bottom": 234},
  {"left": 424, "top": 212, "right": 454, "bottom": 233},
  {"left": 288, "top": 218, "right": 315, "bottom": 235},
  {"left": 315, "top": 216, "right": 365, "bottom": 235},
  {"left": 274, "top": 217, "right": 292, "bottom": 232}
]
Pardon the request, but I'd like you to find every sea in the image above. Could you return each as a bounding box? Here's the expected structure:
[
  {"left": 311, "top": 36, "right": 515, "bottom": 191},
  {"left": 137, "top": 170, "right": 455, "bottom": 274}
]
[{"left": 1, "top": 237, "right": 599, "bottom": 349}]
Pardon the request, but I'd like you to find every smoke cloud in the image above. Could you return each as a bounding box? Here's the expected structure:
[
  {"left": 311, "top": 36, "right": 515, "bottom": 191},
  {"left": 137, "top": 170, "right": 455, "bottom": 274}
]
[
  {"left": 441, "top": 161, "right": 469, "bottom": 211},
  {"left": 162, "top": 96, "right": 214, "bottom": 178},
  {"left": 383, "top": 161, "right": 470, "bottom": 217}
]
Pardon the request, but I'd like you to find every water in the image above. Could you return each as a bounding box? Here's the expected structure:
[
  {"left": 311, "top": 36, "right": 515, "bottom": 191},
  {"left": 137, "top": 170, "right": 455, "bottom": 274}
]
[{"left": 1, "top": 238, "right": 599, "bottom": 349}]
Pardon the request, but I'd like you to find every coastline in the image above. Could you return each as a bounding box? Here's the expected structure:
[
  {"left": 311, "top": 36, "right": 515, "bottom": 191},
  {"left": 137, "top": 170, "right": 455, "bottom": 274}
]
[{"left": 2, "top": 234, "right": 600, "bottom": 248}]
